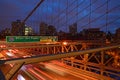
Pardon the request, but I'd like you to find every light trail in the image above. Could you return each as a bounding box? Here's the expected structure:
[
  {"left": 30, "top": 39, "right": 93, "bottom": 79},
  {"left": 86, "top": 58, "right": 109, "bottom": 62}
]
[
  {"left": 33, "top": 67, "right": 54, "bottom": 80},
  {"left": 17, "top": 74, "right": 25, "bottom": 80},
  {"left": 27, "top": 68, "right": 45, "bottom": 80}
]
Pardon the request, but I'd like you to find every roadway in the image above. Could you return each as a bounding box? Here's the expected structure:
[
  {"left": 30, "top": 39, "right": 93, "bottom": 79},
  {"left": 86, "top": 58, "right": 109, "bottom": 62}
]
[
  {"left": 0, "top": 42, "right": 119, "bottom": 80},
  {"left": 12, "top": 60, "right": 98, "bottom": 80}
]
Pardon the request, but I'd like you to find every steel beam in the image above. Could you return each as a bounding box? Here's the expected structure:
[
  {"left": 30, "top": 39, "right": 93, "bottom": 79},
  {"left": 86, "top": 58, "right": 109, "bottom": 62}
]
[
  {"left": 5, "top": 62, "right": 25, "bottom": 80},
  {"left": 2, "top": 45, "right": 119, "bottom": 64}
]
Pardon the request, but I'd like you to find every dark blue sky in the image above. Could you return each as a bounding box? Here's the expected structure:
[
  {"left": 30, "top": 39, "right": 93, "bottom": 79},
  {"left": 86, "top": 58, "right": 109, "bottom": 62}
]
[{"left": 0, "top": 0, "right": 120, "bottom": 33}]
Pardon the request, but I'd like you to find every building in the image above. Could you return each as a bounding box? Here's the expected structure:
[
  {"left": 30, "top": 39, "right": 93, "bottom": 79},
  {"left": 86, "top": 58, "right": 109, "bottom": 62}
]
[
  {"left": 81, "top": 28, "right": 105, "bottom": 40},
  {"left": 115, "top": 28, "right": 120, "bottom": 42},
  {"left": 58, "top": 30, "right": 68, "bottom": 40},
  {"left": 47, "top": 25, "right": 56, "bottom": 36},
  {"left": 24, "top": 25, "right": 34, "bottom": 36},
  {"left": 0, "top": 28, "right": 11, "bottom": 39},
  {"left": 69, "top": 23, "right": 77, "bottom": 35},
  {"left": 86, "top": 28, "right": 100, "bottom": 32},
  {"left": 11, "top": 20, "right": 25, "bottom": 36},
  {"left": 116, "top": 28, "right": 120, "bottom": 39},
  {"left": 39, "top": 22, "right": 48, "bottom": 35}
]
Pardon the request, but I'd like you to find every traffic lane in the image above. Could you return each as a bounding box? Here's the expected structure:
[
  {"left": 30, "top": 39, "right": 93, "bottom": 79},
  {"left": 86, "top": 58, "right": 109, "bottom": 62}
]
[
  {"left": 50, "top": 60, "right": 98, "bottom": 80},
  {"left": 18, "top": 65, "right": 49, "bottom": 80},
  {"left": 32, "top": 63, "right": 84, "bottom": 80},
  {"left": 12, "top": 70, "right": 33, "bottom": 80}
]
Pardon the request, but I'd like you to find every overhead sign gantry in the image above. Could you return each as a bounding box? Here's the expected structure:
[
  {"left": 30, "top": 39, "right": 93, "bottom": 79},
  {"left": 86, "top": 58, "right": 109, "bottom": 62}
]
[{"left": 6, "top": 36, "right": 58, "bottom": 43}]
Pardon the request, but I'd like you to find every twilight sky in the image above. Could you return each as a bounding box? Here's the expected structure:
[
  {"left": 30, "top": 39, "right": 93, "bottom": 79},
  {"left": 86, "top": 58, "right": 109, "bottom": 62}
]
[{"left": 0, "top": 0, "right": 120, "bottom": 33}]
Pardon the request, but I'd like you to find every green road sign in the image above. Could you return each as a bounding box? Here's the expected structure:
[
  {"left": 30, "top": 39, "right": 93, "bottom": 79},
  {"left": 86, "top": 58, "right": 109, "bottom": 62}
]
[{"left": 6, "top": 36, "right": 58, "bottom": 43}]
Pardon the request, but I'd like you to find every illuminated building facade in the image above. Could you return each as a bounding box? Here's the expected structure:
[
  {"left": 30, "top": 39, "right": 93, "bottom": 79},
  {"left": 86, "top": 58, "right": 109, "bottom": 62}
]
[{"left": 24, "top": 26, "right": 34, "bottom": 36}]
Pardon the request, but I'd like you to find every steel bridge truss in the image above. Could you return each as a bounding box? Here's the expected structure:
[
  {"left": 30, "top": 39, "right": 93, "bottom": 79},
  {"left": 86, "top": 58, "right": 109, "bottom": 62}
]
[{"left": 0, "top": 42, "right": 120, "bottom": 80}]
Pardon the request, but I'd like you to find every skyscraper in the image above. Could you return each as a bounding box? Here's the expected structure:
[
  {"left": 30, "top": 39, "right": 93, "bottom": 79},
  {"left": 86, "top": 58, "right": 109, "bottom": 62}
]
[
  {"left": 11, "top": 20, "right": 25, "bottom": 36},
  {"left": 39, "top": 22, "right": 48, "bottom": 35}
]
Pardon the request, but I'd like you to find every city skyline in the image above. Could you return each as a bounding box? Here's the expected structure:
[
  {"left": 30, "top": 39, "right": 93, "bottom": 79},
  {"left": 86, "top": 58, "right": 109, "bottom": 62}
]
[
  {"left": 0, "top": 0, "right": 120, "bottom": 33},
  {"left": 0, "top": 1, "right": 120, "bottom": 79}
]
